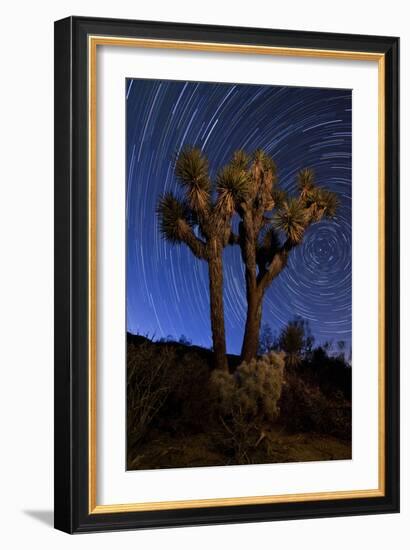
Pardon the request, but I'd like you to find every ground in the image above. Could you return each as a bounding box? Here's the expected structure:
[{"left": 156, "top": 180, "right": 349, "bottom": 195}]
[
  {"left": 127, "top": 333, "right": 352, "bottom": 470},
  {"left": 128, "top": 429, "right": 351, "bottom": 470}
]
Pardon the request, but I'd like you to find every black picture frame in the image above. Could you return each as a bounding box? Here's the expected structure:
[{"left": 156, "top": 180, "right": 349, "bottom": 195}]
[{"left": 54, "top": 15, "right": 400, "bottom": 533}]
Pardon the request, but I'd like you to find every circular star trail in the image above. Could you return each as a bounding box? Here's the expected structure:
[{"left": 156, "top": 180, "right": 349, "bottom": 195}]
[{"left": 126, "top": 79, "right": 352, "bottom": 354}]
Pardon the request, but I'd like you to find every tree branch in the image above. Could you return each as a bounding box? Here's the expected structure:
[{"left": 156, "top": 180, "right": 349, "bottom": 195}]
[
  {"left": 177, "top": 219, "right": 207, "bottom": 259},
  {"left": 257, "top": 238, "right": 295, "bottom": 290},
  {"left": 228, "top": 231, "right": 240, "bottom": 245}
]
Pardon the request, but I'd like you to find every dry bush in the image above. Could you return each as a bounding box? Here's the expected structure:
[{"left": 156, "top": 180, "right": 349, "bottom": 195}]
[
  {"left": 127, "top": 341, "right": 214, "bottom": 449},
  {"left": 127, "top": 342, "right": 177, "bottom": 449},
  {"left": 212, "top": 352, "right": 285, "bottom": 420},
  {"left": 211, "top": 352, "right": 285, "bottom": 462},
  {"left": 279, "top": 373, "right": 351, "bottom": 440}
]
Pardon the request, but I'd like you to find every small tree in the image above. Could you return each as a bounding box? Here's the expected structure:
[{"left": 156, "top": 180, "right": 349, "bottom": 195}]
[{"left": 279, "top": 318, "right": 305, "bottom": 368}]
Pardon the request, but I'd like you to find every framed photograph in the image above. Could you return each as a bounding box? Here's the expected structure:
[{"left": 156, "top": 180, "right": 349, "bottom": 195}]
[{"left": 54, "top": 16, "right": 399, "bottom": 533}]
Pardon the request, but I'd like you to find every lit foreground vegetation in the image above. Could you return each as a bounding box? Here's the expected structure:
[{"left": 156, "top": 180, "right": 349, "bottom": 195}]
[{"left": 127, "top": 323, "right": 351, "bottom": 470}]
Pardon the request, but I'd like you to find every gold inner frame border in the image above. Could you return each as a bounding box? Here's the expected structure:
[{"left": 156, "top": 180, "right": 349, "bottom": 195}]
[{"left": 87, "top": 36, "right": 385, "bottom": 514}]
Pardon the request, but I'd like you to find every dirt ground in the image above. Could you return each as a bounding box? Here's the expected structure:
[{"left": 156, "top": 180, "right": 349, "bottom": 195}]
[{"left": 127, "top": 427, "right": 351, "bottom": 471}]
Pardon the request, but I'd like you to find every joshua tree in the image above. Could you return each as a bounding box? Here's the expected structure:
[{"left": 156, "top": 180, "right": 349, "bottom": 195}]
[
  {"left": 224, "top": 150, "right": 339, "bottom": 362},
  {"left": 157, "top": 147, "right": 245, "bottom": 371}
]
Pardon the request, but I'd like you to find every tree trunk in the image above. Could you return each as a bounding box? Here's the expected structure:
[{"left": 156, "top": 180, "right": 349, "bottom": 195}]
[
  {"left": 238, "top": 210, "right": 264, "bottom": 363},
  {"left": 208, "top": 252, "right": 228, "bottom": 371},
  {"left": 240, "top": 244, "right": 289, "bottom": 363},
  {"left": 241, "top": 286, "right": 263, "bottom": 363}
]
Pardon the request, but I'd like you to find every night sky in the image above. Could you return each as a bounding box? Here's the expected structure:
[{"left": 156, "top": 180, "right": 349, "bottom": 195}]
[{"left": 126, "top": 79, "right": 352, "bottom": 355}]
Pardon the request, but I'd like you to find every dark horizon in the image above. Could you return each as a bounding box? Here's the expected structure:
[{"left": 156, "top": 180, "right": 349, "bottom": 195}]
[{"left": 126, "top": 79, "right": 352, "bottom": 355}]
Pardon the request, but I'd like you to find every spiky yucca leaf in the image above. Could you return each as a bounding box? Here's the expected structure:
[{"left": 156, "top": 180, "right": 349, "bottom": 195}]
[
  {"left": 252, "top": 149, "right": 277, "bottom": 175},
  {"left": 271, "top": 188, "right": 288, "bottom": 208},
  {"left": 231, "top": 149, "right": 250, "bottom": 171},
  {"left": 157, "top": 193, "right": 190, "bottom": 243},
  {"left": 298, "top": 168, "right": 315, "bottom": 196},
  {"left": 175, "top": 146, "right": 210, "bottom": 189},
  {"left": 301, "top": 186, "right": 323, "bottom": 222},
  {"left": 302, "top": 187, "right": 339, "bottom": 222},
  {"left": 274, "top": 198, "right": 307, "bottom": 244},
  {"left": 216, "top": 164, "right": 250, "bottom": 215},
  {"left": 319, "top": 189, "right": 339, "bottom": 219},
  {"left": 175, "top": 147, "right": 211, "bottom": 212}
]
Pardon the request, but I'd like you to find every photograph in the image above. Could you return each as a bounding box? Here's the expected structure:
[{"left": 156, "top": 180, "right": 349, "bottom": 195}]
[{"left": 126, "top": 79, "right": 353, "bottom": 470}]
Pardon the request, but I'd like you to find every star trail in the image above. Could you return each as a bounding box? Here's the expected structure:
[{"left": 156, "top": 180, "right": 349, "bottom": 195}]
[{"left": 126, "top": 79, "right": 352, "bottom": 354}]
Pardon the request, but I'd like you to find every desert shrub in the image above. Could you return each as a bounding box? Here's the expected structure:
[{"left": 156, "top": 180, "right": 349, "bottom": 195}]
[
  {"left": 127, "top": 342, "right": 178, "bottom": 448},
  {"left": 279, "top": 373, "right": 351, "bottom": 440},
  {"left": 279, "top": 320, "right": 304, "bottom": 368},
  {"left": 303, "top": 347, "right": 352, "bottom": 400},
  {"left": 212, "top": 352, "right": 285, "bottom": 420},
  {"left": 210, "top": 352, "right": 285, "bottom": 462}
]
